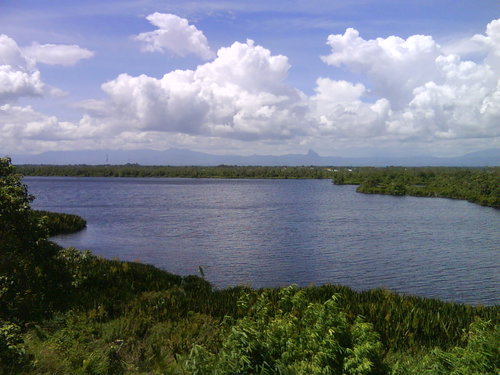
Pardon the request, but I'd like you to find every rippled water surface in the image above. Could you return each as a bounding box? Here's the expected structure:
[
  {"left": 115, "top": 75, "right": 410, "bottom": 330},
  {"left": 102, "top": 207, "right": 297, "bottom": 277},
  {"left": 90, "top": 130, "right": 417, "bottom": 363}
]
[{"left": 25, "top": 177, "right": 499, "bottom": 305}]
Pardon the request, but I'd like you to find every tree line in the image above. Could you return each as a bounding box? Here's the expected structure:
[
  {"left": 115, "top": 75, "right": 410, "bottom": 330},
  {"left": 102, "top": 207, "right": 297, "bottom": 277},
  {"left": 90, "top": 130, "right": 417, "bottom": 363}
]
[
  {"left": 17, "top": 164, "right": 333, "bottom": 179},
  {"left": 1, "top": 158, "right": 498, "bottom": 374}
]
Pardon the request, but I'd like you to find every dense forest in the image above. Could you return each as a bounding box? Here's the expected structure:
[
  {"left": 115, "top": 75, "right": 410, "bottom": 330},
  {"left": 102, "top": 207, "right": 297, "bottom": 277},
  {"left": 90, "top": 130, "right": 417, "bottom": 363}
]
[{"left": 2, "top": 158, "right": 499, "bottom": 374}]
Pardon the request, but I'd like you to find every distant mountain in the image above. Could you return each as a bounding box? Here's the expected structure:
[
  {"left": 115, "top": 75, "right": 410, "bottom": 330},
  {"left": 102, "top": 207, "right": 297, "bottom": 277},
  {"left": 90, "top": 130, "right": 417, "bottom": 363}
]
[{"left": 9, "top": 148, "right": 500, "bottom": 167}]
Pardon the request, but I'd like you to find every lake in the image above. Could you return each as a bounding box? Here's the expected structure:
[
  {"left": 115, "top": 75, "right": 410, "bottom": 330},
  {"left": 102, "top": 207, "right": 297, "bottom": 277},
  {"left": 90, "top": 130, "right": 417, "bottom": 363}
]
[{"left": 25, "top": 176, "right": 499, "bottom": 305}]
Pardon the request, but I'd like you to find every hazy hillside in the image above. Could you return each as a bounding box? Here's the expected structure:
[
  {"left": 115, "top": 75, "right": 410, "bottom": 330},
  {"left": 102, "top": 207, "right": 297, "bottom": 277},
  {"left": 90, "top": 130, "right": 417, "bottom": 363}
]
[{"left": 10, "top": 148, "right": 500, "bottom": 166}]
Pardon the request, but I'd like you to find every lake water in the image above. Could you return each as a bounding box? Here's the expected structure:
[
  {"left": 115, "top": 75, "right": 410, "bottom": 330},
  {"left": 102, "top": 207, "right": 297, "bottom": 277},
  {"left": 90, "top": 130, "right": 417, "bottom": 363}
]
[{"left": 25, "top": 177, "right": 499, "bottom": 305}]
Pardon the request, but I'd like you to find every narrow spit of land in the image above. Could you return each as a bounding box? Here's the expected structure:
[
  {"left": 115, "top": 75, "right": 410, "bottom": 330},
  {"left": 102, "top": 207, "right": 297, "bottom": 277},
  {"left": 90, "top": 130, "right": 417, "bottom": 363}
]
[
  {"left": 331, "top": 166, "right": 499, "bottom": 208},
  {"left": 18, "top": 164, "right": 500, "bottom": 207}
]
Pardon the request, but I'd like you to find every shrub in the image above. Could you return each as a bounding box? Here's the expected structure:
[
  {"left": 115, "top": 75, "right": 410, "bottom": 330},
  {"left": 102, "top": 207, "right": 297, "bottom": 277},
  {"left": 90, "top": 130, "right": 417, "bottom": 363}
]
[{"left": 186, "top": 285, "right": 387, "bottom": 374}]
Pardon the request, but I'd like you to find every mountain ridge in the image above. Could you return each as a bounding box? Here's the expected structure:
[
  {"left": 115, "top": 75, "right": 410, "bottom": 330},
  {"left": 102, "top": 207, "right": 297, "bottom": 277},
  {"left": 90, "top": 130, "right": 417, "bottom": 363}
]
[{"left": 9, "top": 148, "right": 500, "bottom": 167}]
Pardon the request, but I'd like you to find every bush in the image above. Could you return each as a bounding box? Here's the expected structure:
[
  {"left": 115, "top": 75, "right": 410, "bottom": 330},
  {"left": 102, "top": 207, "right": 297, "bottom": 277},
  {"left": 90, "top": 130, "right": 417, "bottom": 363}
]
[
  {"left": 0, "top": 321, "right": 26, "bottom": 374},
  {"left": 186, "top": 286, "right": 387, "bottom": 374}
]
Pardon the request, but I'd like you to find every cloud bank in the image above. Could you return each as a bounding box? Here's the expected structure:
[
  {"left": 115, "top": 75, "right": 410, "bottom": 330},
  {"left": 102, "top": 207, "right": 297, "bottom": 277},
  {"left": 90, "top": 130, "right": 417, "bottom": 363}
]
[{"left": 2, "top": 16, "right": 499, "bottom": 156}]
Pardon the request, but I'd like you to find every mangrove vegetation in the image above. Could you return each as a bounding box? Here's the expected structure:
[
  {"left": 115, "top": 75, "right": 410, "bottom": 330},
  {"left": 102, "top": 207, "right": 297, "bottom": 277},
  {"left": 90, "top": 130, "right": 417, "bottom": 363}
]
[{"left": 332, "top": 166, "right": 499, "bottom": 208}]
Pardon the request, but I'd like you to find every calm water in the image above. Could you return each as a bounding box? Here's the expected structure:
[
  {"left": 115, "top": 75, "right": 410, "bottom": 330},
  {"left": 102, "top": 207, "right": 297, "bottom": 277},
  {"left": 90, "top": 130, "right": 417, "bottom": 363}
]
[{"left": 25, "top": 177, "right": 499, "bottom": 305}]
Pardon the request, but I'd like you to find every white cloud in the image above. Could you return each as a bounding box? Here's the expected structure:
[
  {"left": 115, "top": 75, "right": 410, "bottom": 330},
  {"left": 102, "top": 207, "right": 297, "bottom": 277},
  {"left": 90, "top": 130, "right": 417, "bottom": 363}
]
[
  {"left": 0, "top": 104, "right": 76, "bottom": 146},
  {"left": 49, "top": 87, "right": 69, "bottom": 97},
  {"left": 134, "top": 13, "right": 215, "bottom": 60},
  {"left": 23, "top": 43, "right": 95, "bottom": 66},
  {"left": 100, "top": 39, "right": 308, "bottom": 140},
  {"left": 0, "top": 34, "right": 99, "bottom": 153},
  {"left": 321, "top": 28, "right": 441, "bottom": 109},
  {"left": 317, "top": 19, "right": 500, "bottom": 142},
  {"left": 310, "top": 78, "right": 390, "bottom": 138},
  {"left": 0, "top": 34, "right": 94, "bottom": 105},
  {"left": 0, "top": 35, "right": 99, "bottom": 153},
  {"left": 0, "top": 34, "right": 43, "bottom": 102},
  {"left": 472, "top": 18, "right": 500, "bottom": 72}
]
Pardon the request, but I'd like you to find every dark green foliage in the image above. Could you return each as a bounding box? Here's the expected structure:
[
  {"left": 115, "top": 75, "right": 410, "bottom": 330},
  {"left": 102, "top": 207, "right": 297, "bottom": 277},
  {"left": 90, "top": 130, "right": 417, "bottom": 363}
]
[
  {"left": 56, "top": 247, "right": 189, "bottom": 315},
  {"left": 32, "top": 210, "right": 86, "bottom": 236},
  {"left": 0, "top": 157, "right": 71, "bottom": 322},
  {"left": 332, "top": 167, "right": 500, "bottom": 207},
  {"left": 17, "top": 164, "right": 334, "bottom": 179},
  {"left": 0, "top": 321, "right": 26, "bottom": 375}
]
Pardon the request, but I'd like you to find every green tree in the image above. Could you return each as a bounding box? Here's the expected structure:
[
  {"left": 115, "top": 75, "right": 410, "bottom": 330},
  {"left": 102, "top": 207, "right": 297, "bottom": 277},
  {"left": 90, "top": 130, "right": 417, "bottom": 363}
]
[
  {"left": 0, "top": 322, "right": 26, "bottom": 374},
  {"left": 0, "top": 157, "right": 69, "bottom": 322}
]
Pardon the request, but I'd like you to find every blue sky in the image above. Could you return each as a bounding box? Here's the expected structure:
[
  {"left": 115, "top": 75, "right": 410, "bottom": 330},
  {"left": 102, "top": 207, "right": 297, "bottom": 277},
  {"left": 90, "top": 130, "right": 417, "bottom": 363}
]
[{"left": 1, "top": 0, "right": 499, "bottom": 158}]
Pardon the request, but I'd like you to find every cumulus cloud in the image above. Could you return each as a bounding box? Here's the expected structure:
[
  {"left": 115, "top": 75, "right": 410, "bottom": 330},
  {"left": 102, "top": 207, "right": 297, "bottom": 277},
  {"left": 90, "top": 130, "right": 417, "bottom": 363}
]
[
  {"left": 317, "top": 18, "right": 500, "bottom": 142},
  {"left": 321, "top": 28, "right": 441, "bottom": 109},
  {"left": 0, "top": 34, "right": 44, "bottom": 102},
  {"left": 60, "top": 19, "right": 500, "bottom": 152},
  {"left": 100, "top": 39, "right": 308, "bottom": 140},
  {"left": 472, "top": 18, "right": 500, "bottom": 72},
  {"left": 23, "top": 43, "right": 95, "bottom": 66},
  {"left": 134, "top": 13, "right": 215, "bottom": 60},
  {"left": 310, "top": 78, "right": 390, "bottom": 138}
]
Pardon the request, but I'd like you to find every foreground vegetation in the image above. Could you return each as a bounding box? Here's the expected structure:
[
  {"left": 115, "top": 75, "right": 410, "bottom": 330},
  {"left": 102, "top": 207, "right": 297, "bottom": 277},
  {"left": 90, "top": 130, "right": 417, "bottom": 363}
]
[
  {"left": 2, "top": 158, "right": 499, "bottom": 374},
  {"left": 333, "top": 167, "right": 500, "bottom": 208}
]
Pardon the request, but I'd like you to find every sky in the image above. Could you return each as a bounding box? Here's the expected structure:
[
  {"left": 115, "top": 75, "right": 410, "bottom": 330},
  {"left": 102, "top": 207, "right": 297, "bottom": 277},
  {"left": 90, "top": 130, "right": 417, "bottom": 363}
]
[{"left": 1, "top": 0, "right": 499, "bottom": 159}]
